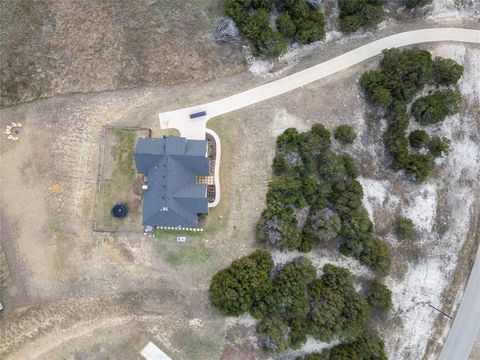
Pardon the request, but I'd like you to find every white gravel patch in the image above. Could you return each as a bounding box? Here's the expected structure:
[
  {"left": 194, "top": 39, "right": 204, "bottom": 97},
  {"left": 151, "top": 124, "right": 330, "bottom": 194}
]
[
  {"left": 358, "top": 177, "right": 400, "bottom": 222},
  {"left": 248, "top": 59, "right": 274, "bottom": 76},
  {"left": 270, "top": 109, "right": 309, "bottom": 137},
  {"left": 403, "top": 183, "right": 437, "bottom": 233}
]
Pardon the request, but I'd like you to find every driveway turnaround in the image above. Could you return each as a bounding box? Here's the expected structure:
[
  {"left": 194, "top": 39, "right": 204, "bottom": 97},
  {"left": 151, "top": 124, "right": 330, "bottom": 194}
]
[{"left": 159, "top": 27, "right": 480, "bottom": 140}]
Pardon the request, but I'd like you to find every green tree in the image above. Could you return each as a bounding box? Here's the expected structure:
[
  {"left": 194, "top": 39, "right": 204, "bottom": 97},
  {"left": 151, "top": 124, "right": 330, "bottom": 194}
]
[
  {"left": 411, "top": 89, "right": 461, "bottom": 125},
  {"left": 406, "top": 0, "right": 433, "bottom": 8},
  {"left": 366, "top": 281, "right": 393, "bottom": 310},
  {"left": 295, "top": 11, "right": 326, "bottom": 44},
  {"left": 335, "top": 125, "right": 357, "bottom": 144},
  {"left": 409, "top": 130, "right": 430, "bottom": 149},
  {"left": 307, "top": 264, "right": 372, "bottom": 342},
  {"left": 209, "top": 250, "right": 273, "bottom": 316},
  {"left": 394, "top": 217, "right": 416, "bottom": 241},
  {"left": 299, "top": 330, "right": 387, "bottom": 360},
  {"left": 257, "top": 315, "right": 290, "bottom": 351},
  {"left": 433, "top": 57, "right": 464, "bottom": 85},
  {"left": 276, "top": 12, "right": 297, "bottom": 38},
  {"left": 339, "top": 0, "right": 384, "bottom": 34},
  {"left": 257, "top": 206, "right": 300, "bottom": 250},
  {"left": 405, "top": 153, "right": 435, "bottom": 183},
  {"left": 428, "top": 136, "right": 451, "bottom": 158}
]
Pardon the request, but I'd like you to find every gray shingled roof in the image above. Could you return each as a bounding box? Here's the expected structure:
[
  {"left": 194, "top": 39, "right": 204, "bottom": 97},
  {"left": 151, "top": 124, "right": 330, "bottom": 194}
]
[{"left": 134, "top": 136, "right": 209, "bottom": 228}]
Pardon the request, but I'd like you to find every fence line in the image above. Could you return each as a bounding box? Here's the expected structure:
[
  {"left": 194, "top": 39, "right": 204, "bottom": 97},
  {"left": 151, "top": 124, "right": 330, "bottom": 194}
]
[{"left": 91, "top": 126, "right": 150, "bottom": 233}]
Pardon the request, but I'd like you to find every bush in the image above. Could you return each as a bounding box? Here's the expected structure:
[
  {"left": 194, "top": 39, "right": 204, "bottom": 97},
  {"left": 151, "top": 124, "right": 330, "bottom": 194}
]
[
  {"left": 295, "top": 11, "right": 326, "bottom": 44},
  {"left": 334, "top": 125, "right": 357, "bottom": 144},
  {"left": 394, "top": 217, "right": 416, "bottom": 241},
  {"left": 307, "top": 264, "right": 372, "bottom": 342},
  {"left": 276, "top": 12, "right": 297, "bottom": 38},
  {"left": 366, "top": 281, "right": 392, "bottom": 310},
  {"left": 408, "top": 130, "right": 430, "bottom": 149},
  {"left": 411, "top": 89, "right": 461, "bottom": 125},
  {"left": 257, "top": 206, "right": 300, "bottom": 250},
  {"left": 299, "top": 330, "right": 387, "bottom": 360},
  {"left": 405, "top": 153, "right": 435, "bottom": 183},
  {"left": 339, "top": 0, "right": 384, "bottom": 34},
  {"left": 405, "top": 0, "right": 433, "bottom": 8},
  {"left": 360, "top": 48, "right": 433, "bottom": 107},
  {"left": 209, "top": 250, "right": 273, "bottom": 316},
  {"left": 433, "top": 57, "right": 464, "bottom": 85},
  {"left": 428, "top": 136, "right": 451, "bottom": 158},
  {"left": 257, "top": 315, "right": 290, "bottom": 352}
]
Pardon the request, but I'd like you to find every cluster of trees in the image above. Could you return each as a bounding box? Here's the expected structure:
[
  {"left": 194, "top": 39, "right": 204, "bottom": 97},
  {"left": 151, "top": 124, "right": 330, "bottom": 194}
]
[
  {"left": 258, "top": 125, "right": 391, "bottom": 275},
  {"left": 225, "top": 0, "right": 325, "bottom": 58},
  {"left": 210, "top": 254, "right": 391, "bottom": 357},
  {"left": 360, "top": 48, "right": 463, "bottom": 182},
  {"left": 338, "top": 0, "right": 385, "bottom": 34}
]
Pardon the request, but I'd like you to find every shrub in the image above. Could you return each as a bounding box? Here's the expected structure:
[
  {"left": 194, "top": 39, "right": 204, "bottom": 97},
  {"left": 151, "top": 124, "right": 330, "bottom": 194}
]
[
  {"left": 257, "top": 206, "right": 300, "bottom": 250},
  {"left": 295, "top": 11, "right": 326, "bottom": 44},
  {"left": 299, "top": 330, "right": 387, "bottom": 360},
  {"left": 334, "top": 125, "right": 357, "bottom": 144},
  {"left": 408, "top": 130, "right": 430, "bottom": 149},
  {"left": 360, "top": 48, "right": 433, "bottom": 107},
  {"left": 428, "top": 136, "right": 451, "bottom": 158},
  {"left": 209, "top": 250, "right": 273, "bottom": 316},
  {"left": 411, "top": 89, "right": 461, "bottom": 125},
  {"left": 276, "top": 12, "right": 297, "bottom": 38},
  {"left": 394, "top": 217, "right": 416, "bottom": 241},
  {"left": 257, "top": 315, "right": 290, "bottom": 352},
  {"left": 272, "top": 154, "right": 288, "bottom": 174},
  {"left": 433, "top": 57, "right": 464, "bottom": 85},
  {"left": 366, "top": 281, "right": 393, "bottom": 310},
  {"left": 405, "top": 153, "right": 435, "bottom": 183},
  {"left": 307, "top": 264, "right": 372, "bottom": 342},
  {"left": 339, "top": 0, "right": 385, "bottom": 34},
  {"left": 405, "top": 0, "right": 433, "bottom": 8}
]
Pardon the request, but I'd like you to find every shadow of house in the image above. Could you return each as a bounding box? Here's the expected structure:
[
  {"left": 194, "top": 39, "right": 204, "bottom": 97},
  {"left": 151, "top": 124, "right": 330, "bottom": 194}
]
[{"left": 134, "top": 136, "right": 210, "bottom": 229}]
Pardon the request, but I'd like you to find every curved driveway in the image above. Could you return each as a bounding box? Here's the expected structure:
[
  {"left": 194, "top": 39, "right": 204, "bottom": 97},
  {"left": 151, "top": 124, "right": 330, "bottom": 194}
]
[
  {"left": 159, "top": 27, "right": 480, "bottom": 140},
  {"left": 159, "top": 28, "right": 480, "bottom": 358}
]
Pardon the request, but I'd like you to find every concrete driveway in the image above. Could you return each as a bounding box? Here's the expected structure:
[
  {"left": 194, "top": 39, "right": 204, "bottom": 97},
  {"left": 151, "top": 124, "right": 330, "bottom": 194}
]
[{"left": 159, "top": 28, "right": 480, "bottom": 140}]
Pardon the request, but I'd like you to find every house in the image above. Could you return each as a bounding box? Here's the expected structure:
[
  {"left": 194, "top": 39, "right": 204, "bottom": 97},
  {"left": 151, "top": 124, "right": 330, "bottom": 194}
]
[{"left": 134, "top": 136, "right": 210, "bottom": 229}]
